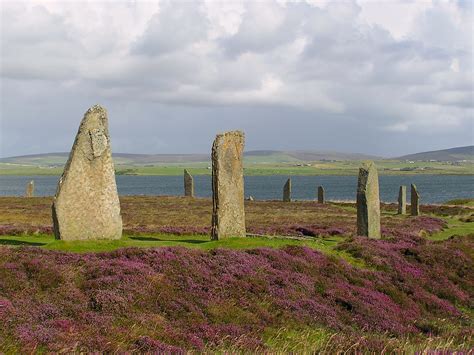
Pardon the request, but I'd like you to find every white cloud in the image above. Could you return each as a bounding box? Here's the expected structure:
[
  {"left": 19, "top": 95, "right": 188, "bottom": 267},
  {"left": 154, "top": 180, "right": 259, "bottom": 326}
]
[
  {"left": 384, "top": 122, "right": 409, "bottom": 132},
  {"left": 0, "top": 0, "right": 472, "bottom": 156},
  {"left": 357, "top": 0, "right": 433, "bottom": 39}
]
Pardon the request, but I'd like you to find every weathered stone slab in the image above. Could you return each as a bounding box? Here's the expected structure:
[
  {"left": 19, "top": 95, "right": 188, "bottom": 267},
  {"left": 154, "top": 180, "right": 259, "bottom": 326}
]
[
  {"left": 317, "top": 185, "right": 325, "bottom": 204},
  {"left": 25, "top": 180, "right": 35, "bottom": 197},
  {"left": 411, "top": 184, "right": 420, "bottom": 216},
  {"left": 356, "top": 161, "right": 381, "bottom": 238},
  {"left": 211, "top": 130, "right": 246, "bottom": 240},
  {"left": 283, "top": 178, "right": 291, "bottom": 202},
  {"left": 398, "top": 185, "right": 406, "bottom": 214},
  {"left": 184, "top": 169, "right": 194, "bottom": 197},
  {"left": 52, "top": 105, "right": 122, "bottom": 241}
]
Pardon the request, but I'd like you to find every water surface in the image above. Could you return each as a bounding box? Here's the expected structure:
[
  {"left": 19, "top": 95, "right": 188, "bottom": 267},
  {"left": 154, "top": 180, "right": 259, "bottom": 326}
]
[{"left": 1, "top": 175, "right": 472, "bottom": 204}]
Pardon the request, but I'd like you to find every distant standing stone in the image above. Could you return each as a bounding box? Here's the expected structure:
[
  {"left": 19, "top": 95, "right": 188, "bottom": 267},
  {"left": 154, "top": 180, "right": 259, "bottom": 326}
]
[
  {"left": 398, "top": 185, "right": 406, "bottom": 214},
  {"left": 317, "top": 185, "right": 325, "bottom": 204},
  {"left": 184, "top": 169, "right": 194, "bottom": 197},
  {"left": 25, "top": 180, "right": 35, "bottom": 197},
  {"left": 52, "top": 105, "right": 122, "bottom": 241},
  {"left": 211, "top": 130, "right": 246, "bottom": 240},
  {"left": 356, "top": 161, "right": 381, "bottom": 238},
  {"left": 411, "top": 184, "right": 420, "bottom": 216},
  {"left": 283, "top": 178, "right": 291, "bottom": 202}
]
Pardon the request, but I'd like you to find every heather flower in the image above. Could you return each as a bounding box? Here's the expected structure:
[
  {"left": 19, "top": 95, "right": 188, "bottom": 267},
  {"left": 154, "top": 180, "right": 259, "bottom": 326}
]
[
  {"left": 0, "top": 298, "right": 12, "bottom": 316},
  {"left": 0, "top": 234, "right": 472, "bottom": 352},
  {"left": 134, "top": 336, "right": 184, "bottom": 353}
]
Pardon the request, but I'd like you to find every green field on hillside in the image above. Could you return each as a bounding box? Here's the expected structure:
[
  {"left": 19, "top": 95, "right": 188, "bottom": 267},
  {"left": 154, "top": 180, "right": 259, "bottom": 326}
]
[{"left": 1, "top": 160, "right": 472, "bottom": 176}]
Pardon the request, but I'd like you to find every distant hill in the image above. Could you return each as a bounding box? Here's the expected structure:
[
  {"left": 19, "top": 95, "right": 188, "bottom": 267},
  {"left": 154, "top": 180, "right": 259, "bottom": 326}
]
[
  {"left": 2, "top": 146, "right": 471, "bottom": 167},
  {"left": 0, "top": 152, "right": 210, "bottom": 166},
  {"left": 285, "top": 151, "right": 379, "bottom": 161},
  {"left": 0, "top": 150, "right": 380, "bottom": 166},
  {"left": 396, "top": 146, "right": 474, "bottom": 162}
]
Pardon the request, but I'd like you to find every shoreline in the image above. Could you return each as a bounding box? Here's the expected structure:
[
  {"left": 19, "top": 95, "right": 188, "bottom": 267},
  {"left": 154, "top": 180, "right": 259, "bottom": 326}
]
[{"left": 1, "top": 171, "right": 473, "bottom": 177}]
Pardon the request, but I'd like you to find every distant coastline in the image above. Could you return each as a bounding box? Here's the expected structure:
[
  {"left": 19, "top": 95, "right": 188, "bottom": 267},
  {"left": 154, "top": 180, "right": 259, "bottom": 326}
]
[{"left": 1, "top": 146, "right": 472, "bottom": 176}]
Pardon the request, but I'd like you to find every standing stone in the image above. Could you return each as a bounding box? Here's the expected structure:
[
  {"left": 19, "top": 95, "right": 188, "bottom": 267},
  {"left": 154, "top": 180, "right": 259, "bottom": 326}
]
[
  {"left": 398, "top": 185, "right": 406, "bottom": 214},
  {"left": 356, "top": 161, "right": 381, "bottom": 238},
  {"left": 317, "top": 185, "right": 325, "bottom": 204},
  {"left": 283, "top": 178, "right": 291, "bottom": 202},
  {"left": 25, "top": 180, "right": 35, "bottom": 197},
  {"left": 52, "top": 105, "right": 122, "bottom": 241},
  {"left": 211, "top": 130, "right": 246, "bottom": 240},
  {"left": 184, "top": 169, "right": 194, "bottom": 197},
  {"left": 411, "top": 184, "right": 420, "bottom": 216}
]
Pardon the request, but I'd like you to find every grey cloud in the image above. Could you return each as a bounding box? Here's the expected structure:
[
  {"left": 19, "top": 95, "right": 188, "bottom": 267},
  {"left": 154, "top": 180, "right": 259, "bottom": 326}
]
[
  {"left": 131, "top": 1, "right": 208, "bottom": 56},
  {"left": 1, "top": 4, "right": 81, "bottom": 81},
  {"left": 0, "top": 0, "right": 472, "bottom": 158},
  {"left": 2, "top": 3, "right": 69, "bottom": 43},
  {"left": 219, "top": 2, "right": 309, "bottom": 57}
]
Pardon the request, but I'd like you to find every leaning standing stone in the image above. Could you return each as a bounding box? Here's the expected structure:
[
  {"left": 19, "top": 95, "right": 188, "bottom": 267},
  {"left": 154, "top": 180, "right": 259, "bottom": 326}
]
[
  {"left": 411, "top": 184, "right": 420, "bottom": 216},
  {"left": 398, "top": 185, "right": 406, "bottom": 214},
  {"left": 25, "top": 180, "right": 35, "bottom": 197},
  {"left": 283, "top": 178, "right": 291, "bottom": 202},
  {"left": 211, "top": 130, "right": 246, "bottom": 240},
  {"left": 52, "top": 105, "right": 122, "bottom": 241},
  {"left": 356, "top": 161, "right": 381, "bottom": 238},
  {"left": 317, "top": 185, "right": 325, "bottom": 204},
  {"left": 184, "top": 169, "right": 194, "bottom": 197}
]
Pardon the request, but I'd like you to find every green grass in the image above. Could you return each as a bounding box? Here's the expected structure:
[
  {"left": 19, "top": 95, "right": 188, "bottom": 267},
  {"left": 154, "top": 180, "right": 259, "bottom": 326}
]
[
  {"left": 0, "top": 233, "right": 369, "bottom": 267},
  {"left": 428, "top": 216, "right": 474, "bottom": 241},
  {"left": 261, "top": 325, "right": 473, "bottom": 353},
  {"left": 444, "top": 198, "right": 474, "bottom": 207},
  {"left": 264, "top": 327, "right": 335, "bottom": 352},
  {"left": 0, "top": 233, "right": 337, "bottom": 252}
]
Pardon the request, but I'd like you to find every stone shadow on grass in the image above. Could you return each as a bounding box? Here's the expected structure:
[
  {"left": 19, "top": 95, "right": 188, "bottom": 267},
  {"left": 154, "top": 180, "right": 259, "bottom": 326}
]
[
  {"left": 0, "top": 238, "right": 47, "bottom": 247},
  {"left": 129, "top": 236, "right": 208, "bottom": 244}
]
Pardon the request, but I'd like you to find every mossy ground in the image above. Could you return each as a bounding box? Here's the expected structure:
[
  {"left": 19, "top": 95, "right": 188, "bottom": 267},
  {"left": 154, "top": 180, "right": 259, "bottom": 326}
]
[{"left": 0, "top": 233, "right": 340, "bottom": 253}]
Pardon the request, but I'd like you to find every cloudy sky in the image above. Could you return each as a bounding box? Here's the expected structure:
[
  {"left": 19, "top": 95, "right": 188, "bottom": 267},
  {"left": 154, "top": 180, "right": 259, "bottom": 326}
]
[{"left": 0, "top": 0, "right": 472, "bottom": 158}]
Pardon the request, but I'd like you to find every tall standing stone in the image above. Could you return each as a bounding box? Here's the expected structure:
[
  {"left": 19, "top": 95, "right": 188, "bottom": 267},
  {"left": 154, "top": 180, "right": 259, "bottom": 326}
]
[
  {"left": 398, "top": 185, "right": 406, "bottom": 214},
  {"left": 184, "top": 169, "right": 194, "bottom": 197},
  {"left": 25, "top": 180, "right": 35, "bottom": 197},
  {"left": 356, "top": 161, "right": 381, "bottom": 238},
  {"left": 411, "top": 184, "right": 420, "bottom": 216},
  {"left": 211, "top": 130, "right": 246, "bottom": 240},
  {"left": 283, "top": 178, "right": 291, "bottom": 202},
  {"left": 317, "top": 185, "right": 325, "bottom": 204},
  {"left": 52, "top": 105, "right": 122, "bottom": 241}
]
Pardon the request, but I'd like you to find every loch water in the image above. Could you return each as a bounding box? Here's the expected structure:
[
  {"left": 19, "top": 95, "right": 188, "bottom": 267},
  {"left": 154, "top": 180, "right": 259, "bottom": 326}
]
[{"left": 1, "top": 175, "right": 473, "bottom": 204}]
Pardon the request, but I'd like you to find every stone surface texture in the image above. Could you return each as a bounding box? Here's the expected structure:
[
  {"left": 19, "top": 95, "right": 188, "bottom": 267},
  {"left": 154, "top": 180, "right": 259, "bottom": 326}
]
[
  {"left": 25, "top": 180, "right": 35, "bottom": 197},
  {"left": 184, "top": 169, "right": 194, "bottom": 197},
  {"left": 356, "top": 161, "right": 381, "bottom": 238},
  {"left": 317, "top": 186, "right": 325, "bottom": 204},
  {"left": 411, "top": 184, "right": 420, "bottom": 216},
  {"left": 398, "top": 185, "right": 407, "bottom": 214},
  {"left": 211, "top": 130, "right": 246, "bottom": 240},
  {"left": 52, "top": 105, "right": 122, "bottom": 241},
  {"left": 283, "top": 178, "right": 291, "bottom": 202}
]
